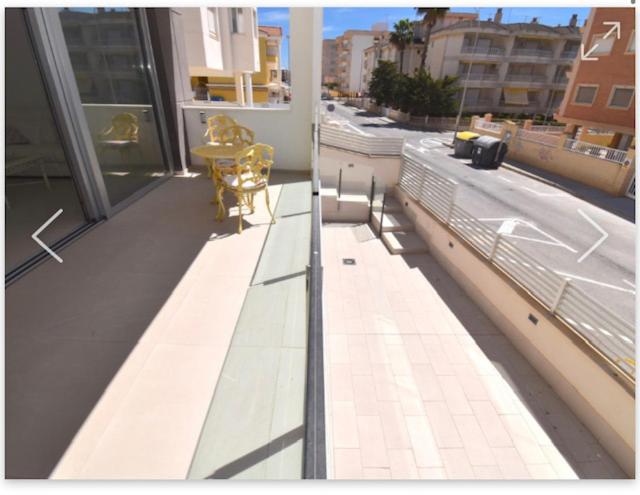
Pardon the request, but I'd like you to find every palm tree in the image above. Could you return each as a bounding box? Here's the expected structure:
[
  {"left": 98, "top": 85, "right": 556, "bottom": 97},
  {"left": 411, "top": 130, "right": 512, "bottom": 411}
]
[
  {"left": 416, "top": 8, "right": 449, "bottom": 70},
  {"left": 389, "top": 19, "right": 414, "bottom": 74}
]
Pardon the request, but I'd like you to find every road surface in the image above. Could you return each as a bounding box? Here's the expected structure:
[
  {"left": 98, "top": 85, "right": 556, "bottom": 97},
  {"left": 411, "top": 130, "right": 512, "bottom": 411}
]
[{"left": 323, "top": 102, "right": 636, "bottom": 327}]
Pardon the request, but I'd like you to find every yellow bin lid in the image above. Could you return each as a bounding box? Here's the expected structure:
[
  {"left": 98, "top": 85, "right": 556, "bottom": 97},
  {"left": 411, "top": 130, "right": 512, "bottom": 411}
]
[{"left": 455, "top": 131, "right": 480, "bottom": 141}]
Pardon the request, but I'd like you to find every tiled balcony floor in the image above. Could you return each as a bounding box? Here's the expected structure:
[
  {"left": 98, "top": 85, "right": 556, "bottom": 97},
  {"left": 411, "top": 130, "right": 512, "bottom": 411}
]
[
  {"left": 5, "top": 169, "right": 306, "bottom": 479},
  {"left": 323, "top": 223, "right": 625, "bottom": 480}
]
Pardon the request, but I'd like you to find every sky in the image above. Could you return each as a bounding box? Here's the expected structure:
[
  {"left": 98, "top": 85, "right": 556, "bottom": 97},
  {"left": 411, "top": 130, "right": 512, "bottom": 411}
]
[{"left": 322, "top": 7, "right": 591, "bottom": 39}]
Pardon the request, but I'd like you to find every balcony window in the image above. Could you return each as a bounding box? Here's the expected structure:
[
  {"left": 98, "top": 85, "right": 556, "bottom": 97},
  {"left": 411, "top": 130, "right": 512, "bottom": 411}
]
[
  {"left": 266, "top": 45, "right": 278, "bottom": 57},
  {"left": 608, "top": 86, "right": 634, "bottom": 109},
  {"left": 591, "top": 34, "right": 614, "bottom": 55},
  {"left": 207, "top": 8, "right": 218, "bottom": 39},
  {"left": 573, "top": 85, "right": 598, "bottom": 105},
  {"left": 231, "top": 8, "right": 244, "bottom": 34},
  {"left": 626, "top": 31, "right": 635, "bottom": 53}
]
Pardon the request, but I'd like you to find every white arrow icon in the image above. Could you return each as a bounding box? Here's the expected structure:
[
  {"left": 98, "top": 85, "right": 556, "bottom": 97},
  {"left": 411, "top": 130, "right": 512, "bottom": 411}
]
[
  {"left": 580, "top": 21, "right": 622, "bottom": 61},
  {"left": 602, "top": 21, "right": 621, "bottom": 40},
  {"left": 576, "top": 209, "right": 608, "bottom": 263},
  {"left": 581, "top": 43, "right": 600, "bottom": 61},
  {"left": 32, "top": 208, "right": 64, "bottom": 263}
]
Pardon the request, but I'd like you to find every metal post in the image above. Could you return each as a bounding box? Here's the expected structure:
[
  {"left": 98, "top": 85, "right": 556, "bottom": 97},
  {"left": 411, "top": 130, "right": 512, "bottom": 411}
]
[
  {"left": 452, "top": 29, "right": 480, "bottom": 144},
  {"left": 551, "top": 279, "right": 570, "bottom": 314},
  {"left": 368, "top": 176, "right": 376, "bottom": 223},
  {"left": 378, "top": 192, "right": 386, "bottom": 238},
  {"left": 446, "top": 185, "right": 458, "bottom": 224},
  {"left": 488, "top": 232, "right": 502, "bottom": 261}
]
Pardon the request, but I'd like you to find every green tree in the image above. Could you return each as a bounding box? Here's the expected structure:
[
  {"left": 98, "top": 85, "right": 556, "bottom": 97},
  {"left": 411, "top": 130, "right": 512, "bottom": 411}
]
[
  {"left": 389, "top": 19, "right": 414, "bottom": 74},
  {"left": 415, "top": 8, "right": 449, "bottom": 70},
  {"left": 368, "top": 60, "right": 399, "bottom": 107}
]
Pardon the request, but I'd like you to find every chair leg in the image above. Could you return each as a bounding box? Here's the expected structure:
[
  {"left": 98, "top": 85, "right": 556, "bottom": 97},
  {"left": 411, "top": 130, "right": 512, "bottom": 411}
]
[
  {"left": 249, "top": 193, "right": 255, "bottom": 213},
  {"left": 264, "top": 186, "right": 276, "bottom": 224},
  {"left": 236, "top": 192, "right": 244, "bottom": 233},
  {"left": 215, "top": 187, "right": 226, "bottom": 221}
]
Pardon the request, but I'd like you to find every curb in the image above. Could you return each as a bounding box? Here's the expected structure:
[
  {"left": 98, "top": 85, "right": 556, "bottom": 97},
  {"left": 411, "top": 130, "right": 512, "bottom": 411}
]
[{"left": 499, "top": 162, "right": 576, "bottom": 196}]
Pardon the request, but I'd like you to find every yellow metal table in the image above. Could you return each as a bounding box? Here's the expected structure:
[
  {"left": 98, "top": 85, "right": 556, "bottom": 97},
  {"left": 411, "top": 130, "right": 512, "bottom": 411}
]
[{"left": 191, "top": 144, "right": 244, "bottom": 217}]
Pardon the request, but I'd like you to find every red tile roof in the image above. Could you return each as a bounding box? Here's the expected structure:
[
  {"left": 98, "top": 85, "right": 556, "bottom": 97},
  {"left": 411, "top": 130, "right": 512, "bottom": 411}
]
[{"left": 259, "top": 25, "right": 283, "bottom": 38}]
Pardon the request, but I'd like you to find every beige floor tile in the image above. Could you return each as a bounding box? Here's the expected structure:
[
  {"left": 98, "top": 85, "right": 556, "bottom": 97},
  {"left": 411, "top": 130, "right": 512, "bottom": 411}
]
[
  {"left": 388, "top": 449, "right": 419, "bottom": 479},
  {"left": 423, "top": 402, "right": 463, "bottom": 448},
  {"left": 352, "top": 374, "right": 379, "bottom": 416},
  {"left": 333, "top": 449, "right": 363, "bottom": 479},
  {"left": 527, "top": 463, "right": 558, "bottom": 479},
  {"left": 357, "top": 416, "right": 389, "bottom": 468},
  {"left": 492, "top": 447, "right": 531, "bottom": 480},
  {"left": 332, "top": 401, "right": 360, "bottom": 449},
  {"left": 438, "top": 375, "right": 472, "bottom": 415},
  {"left": 418, "top": 467, "right": 447, "bottom": 479},
  {"left": 472, "top": 465, "right": 504, "bottom": 479},
  {"left": 405, "top": 416, "right": 442, "bottom": 468},
  {"left": 440, "top": 448, "right": 475, "bottom": 479},
  {"left": 395, "top": 374, "right": 426, "bottom": 416},
  {"left": 411, "top": 363, "right": 444, "bottom": 402},
  {"left": 401, "top": 334, "right": 430, "bottom": 364},
  {"left": 469, "top": 401, "right": 513, "bottom": 448},
  {"left": 501, "top": 414, "right": 548, "bottom": 465},
  {"left": 453, "top": 414, "right": 496, "bottom": 467},
  {"left": 362, "top": 468, "right": 392, "bottom": 479},
  {"left": 377, "top": 401, "right": 412, "bottom": 449},
  {"left": 330, "top": 364, "right": 354, "bottom": 402},
  {"left": 371, "top": 363, "right": 399, "bottom": 401}
]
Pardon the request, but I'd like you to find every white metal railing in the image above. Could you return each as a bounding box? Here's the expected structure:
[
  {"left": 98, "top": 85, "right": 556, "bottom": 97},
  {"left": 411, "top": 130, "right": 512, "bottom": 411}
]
[
  {"left": 399, "top": 149, "right": 635, "bottom": 379},
  {"left": 517, "top": 128, "right": 561, "bottom": 147},
  {"left": 563, "top": 138, "right": 628, "bottom": 165},
  {"left": 474, "top": 119, "right": 504, "bottom": 133},
  {"left": 458, "top": 72, "right": 499, "bottom": 81},
  {"left": 460, "top": 45, "right": 505, "bottom": 56},
  {"left": 319, "top": 124, "right": 404, "bottom": 156},
  {"left": 510, "top": 48, "right": 553, "bottom": 58},
  {"left": 531, "top": 124, "right": 564, "bottom": 134},
  {"left": 504, "top": 74, "right": 548, "bottom": 83},
  {"left": 560, "top": 50, "right": 579, "bottom": 59}
]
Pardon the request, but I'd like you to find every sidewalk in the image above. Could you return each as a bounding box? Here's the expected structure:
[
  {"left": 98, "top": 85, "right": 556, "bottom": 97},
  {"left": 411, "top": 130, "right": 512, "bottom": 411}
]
[
  {"left": 322, "top": 223, "right": 625, "bottom": 480},
  {"left": 502, "top": 159, "right": 635, "bottom": 223}
]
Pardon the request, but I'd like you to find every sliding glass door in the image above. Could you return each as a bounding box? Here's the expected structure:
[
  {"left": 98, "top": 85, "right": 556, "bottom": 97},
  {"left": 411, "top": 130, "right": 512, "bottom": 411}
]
[
  {"left": 5, "top": 9, "right": 90, "bottom": 274},
  {"left": 58, "top": 7, "right": 170, "bottom": 207}
]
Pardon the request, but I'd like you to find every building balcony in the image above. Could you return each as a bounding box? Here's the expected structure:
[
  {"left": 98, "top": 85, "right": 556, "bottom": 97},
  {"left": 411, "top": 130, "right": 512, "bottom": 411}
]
[
  {"left": 560, "top": 50, "right": 579, "bottom": 60},
  {"left": 460, "top": 45, "right": 506, "bottom": 58},
  {"left": 510, "top": 48, "right": 553, "bottom": 59},
  {"left": 457, "top": 72, "right": 499, "bottom": 82}
]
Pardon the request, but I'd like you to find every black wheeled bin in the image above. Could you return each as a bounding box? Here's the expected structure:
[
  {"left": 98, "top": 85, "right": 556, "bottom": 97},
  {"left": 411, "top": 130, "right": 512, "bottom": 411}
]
[
  {"left": 453, "top": 131, "right": 480, "bottom": 158},
  {"left": 471, "top": 135, "right": 508, "bottom": 168}
]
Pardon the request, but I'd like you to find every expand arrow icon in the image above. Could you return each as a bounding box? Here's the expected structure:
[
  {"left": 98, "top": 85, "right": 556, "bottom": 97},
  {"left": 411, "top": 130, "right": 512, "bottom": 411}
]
[
  {"left": 32, "top": 208, "right": 64, "bottom": 263},
  {"left": 580, "top": 21, "right": 622, "bottom": 61}
]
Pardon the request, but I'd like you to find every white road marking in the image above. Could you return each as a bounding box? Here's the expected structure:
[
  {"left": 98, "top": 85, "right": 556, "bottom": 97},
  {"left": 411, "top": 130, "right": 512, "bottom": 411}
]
[
  {"left": 520, "top": 186, "right": 568, "bottom": 197},
  {"left": 32, "top": 208, "right": 64, "bottom": 263},
  {"left": 497, "top": 219, "right": 517, "bottom": 235},
  {"left": 498, "top": 176, "right": 513, "bottom": 183},
  {"left": 576, "top": 209, "right": 609, "bottom": 263},
  {"left": 345, "top": 122, "right": 372, "bottom": 136},
  {"left": 554, "top": 271, "right": 635, "bottom": 294},
  {"left": 479, "top": 218, "right": 576, "bottom": 253},
  {"left": 622, "top": 279, "right": 635, "bottom": 289},
  {"left": 503, "top": 234, "right": 576, "bottom": 249}
]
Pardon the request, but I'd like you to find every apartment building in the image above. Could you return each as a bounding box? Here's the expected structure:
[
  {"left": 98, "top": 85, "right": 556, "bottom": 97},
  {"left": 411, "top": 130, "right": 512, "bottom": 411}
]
[
  {"left": 556, "top": 7, "right": 635, "bottom": 151},
  {"left": 177, "top": 7, "right": 261, "bottom": 105},
  {"left": 335, "top": 28, "right": 386, "bottom": 94},
  {"left": 423, "top": 9, "right": 582, "bottom": 116},
  {"left": 360, "top": 12, "right": 478, "bottom": 93},
  {"left": 322, "top": 38, "right": 338, "bottom": 85}
]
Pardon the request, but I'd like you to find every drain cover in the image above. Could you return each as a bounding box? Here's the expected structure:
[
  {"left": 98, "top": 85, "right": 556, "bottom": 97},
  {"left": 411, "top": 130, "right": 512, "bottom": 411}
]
[{"left": 342, "top": 258, "right": 356, "bottom": 265}]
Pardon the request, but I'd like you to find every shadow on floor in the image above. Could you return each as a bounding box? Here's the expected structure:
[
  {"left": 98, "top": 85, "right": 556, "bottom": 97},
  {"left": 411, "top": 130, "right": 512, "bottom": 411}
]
[
  {"left": 4, "top": 170, "right": 305, "bottom": 479},
  {"left": 400, "top": 252, "right": 626, "bottom": 479},
  {"left": 503, "top": 159, "right": 635, "bottom": 223}
]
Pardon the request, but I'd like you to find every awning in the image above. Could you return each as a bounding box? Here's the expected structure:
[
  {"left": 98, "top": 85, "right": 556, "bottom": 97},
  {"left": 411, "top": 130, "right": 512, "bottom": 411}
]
[{"left": 503, "top": 88, "right": 529, "bottom": 105}]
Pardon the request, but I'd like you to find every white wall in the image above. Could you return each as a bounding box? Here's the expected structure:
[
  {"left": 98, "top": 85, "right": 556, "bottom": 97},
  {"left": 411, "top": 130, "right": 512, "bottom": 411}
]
[
  {"left": 183, "top": 8, "right": 323, "bottom": 172},
  {"left": 349, "top": 35, "right": 375, "bottom": 93}
]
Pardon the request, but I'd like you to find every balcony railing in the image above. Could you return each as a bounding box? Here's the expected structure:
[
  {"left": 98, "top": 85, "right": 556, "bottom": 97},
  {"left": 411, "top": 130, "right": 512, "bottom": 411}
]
[
  {"left": 463, "top": 99, "right": 494, "bottom": 108},
  {"left": 510, "top": 48, "right": 553, "bottom": 58},
  {"left": 517, "top": 128, "right": 561, "bottom": 147},
  {"left": 457, "top": 72, "right": 499, "bottom": 81},
  {"left": 563, "top": 138, "right": 629, "bottom": 165},
  {"left": 560, "top": 50, "right": 579, "bottom": 59},
  {"left": 474, "top": 119, "right": 503, "bottom": 133},
  {"left": 460, "top": 45, "right": 505, "bottom": 56},
  {"left": 504, "top": 74, "right": 548, "bottom": 83}
]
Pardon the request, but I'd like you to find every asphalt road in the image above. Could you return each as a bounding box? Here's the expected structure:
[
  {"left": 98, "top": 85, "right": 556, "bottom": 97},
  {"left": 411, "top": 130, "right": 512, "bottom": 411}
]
[{"left": 324, "top": 102, "right": 636, "bottom": 327}]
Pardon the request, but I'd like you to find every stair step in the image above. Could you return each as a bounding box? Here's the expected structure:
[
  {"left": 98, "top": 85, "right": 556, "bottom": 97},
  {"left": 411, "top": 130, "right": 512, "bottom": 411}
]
[
  {"left": 382, "top": 231, "right": 428, "bottom": 255},
  {"left": 373, "top": 196, "right": 402, "bottom": 213},
  {"left": 372, "top": 211, "right": 414, "bottom": 233},
  {"left": 338, "top": 193, "right": 370, "bottom": 204}
]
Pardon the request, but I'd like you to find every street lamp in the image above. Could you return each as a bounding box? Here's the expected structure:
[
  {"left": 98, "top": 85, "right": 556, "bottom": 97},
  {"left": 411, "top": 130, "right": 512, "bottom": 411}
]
[{"left": 452, "top": 17, "right": 480, "bottom": 144}]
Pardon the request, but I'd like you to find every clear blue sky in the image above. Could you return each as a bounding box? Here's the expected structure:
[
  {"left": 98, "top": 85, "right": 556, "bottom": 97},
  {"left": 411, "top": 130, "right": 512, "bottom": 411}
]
[{"left": 323, "top": 7, "right": 591, "bottom": 39}]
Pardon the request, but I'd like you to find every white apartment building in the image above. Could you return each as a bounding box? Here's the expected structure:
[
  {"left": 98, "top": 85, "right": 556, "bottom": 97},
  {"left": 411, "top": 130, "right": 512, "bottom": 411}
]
[
  {"left": 335, "top": 29, "right": 386, "bottom": 94},
  {"left": 175, "top": 7, "right": 260, "bottom": 104},
  {"left": 426, "top": 10, "right": 582, "bottom": 116}
]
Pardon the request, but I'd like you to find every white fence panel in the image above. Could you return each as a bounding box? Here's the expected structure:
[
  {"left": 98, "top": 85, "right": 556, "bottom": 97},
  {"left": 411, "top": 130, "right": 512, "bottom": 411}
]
[
  {"left": 517, "top": 129, "right": 561, "bottom": 147},
  {"left": 320, "top": 124, "right": 404, "bottom": 156},
  {"left": 563, "top": 138, "right": 628, "bottom": 165}
]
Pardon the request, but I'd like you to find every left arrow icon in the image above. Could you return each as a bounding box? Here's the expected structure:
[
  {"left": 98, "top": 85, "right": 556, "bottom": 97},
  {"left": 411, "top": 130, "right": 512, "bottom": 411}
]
[{"left": 32, "top": 208, "right": 64, "bottom": 263}]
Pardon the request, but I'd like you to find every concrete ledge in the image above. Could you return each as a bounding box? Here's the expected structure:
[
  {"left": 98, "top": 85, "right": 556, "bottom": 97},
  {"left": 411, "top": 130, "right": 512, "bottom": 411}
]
[{"left": 395, "top": 186, "right": 635, "bottom": 477}]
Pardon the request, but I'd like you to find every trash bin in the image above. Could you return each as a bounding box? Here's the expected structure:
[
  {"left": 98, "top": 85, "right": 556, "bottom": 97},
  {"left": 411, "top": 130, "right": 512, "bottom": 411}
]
[
  {"left": 471, "top": 135, "right": 508, "bottom": 168},
  {"left": 453, "top": 131, "right": 480, "bottom": 158}
]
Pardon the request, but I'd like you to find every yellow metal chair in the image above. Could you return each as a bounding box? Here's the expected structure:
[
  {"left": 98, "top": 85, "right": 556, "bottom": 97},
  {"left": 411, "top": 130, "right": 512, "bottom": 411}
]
[
  {"left": 215, "top": 143, "right": 275, "bottom": 234},
  {"left": 209, "top": 124, "right": 256, "bottom": 201},
  {"left": 98, "top": 112, "right": 140, "bottom": 162},
  {"left": 204, "top": 114, "right": 237, "bottom": 145}
]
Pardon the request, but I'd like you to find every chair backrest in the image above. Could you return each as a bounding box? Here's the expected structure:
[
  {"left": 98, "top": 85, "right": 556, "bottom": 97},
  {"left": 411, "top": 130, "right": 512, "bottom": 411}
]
[
  {"left": 233, "top": 144, "right": 274, "bottom": 188},
  {"left": 220, "top": 125, "right": 255, "bottom": 148},
  {"left": 205, "top": 114, "right": 237, "bottom": 144},
  {"left": 104, "top": 112, "right": 139, "bottom": 142}
]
